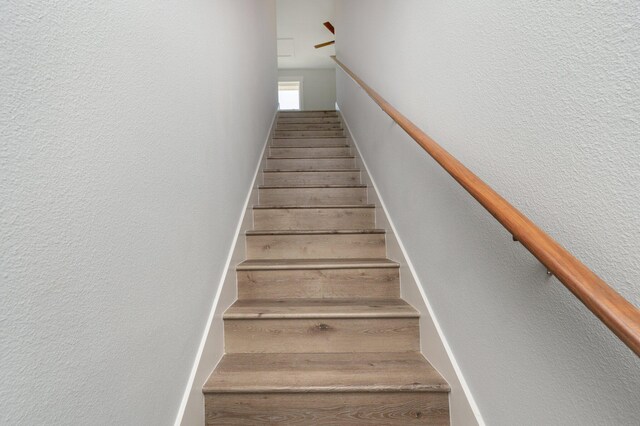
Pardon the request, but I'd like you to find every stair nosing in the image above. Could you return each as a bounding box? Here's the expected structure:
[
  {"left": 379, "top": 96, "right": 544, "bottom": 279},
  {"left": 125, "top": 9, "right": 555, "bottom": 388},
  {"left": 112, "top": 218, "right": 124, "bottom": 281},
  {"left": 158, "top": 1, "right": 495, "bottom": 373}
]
[
  {"left": 263, "top": 169, "right": 359, "bottom": 173},
  {"left": 203, "top": 352, "right": 450, "bottom": 395},
  {"left": 259, "top": 184, "right": 366, "bottom": 189},
  {"left": 225, "top": 313, "right": 418, "bottom": 320},
  {"left": 276, "top": 121, "right": 342, "bottom": 124},
  {"left": 203, "top": 383, "right": 449, "bottom": 394},
  {"left": 236, "top": 258, "right": 399, "bottom": 271},
  {"left": 272, "top": 136, "right": 347, "bottom": 140},
  {"left": 224, "top": 299, "right": 419, "bottom": 320},
  {"left": 246, "top": 229, "right": 385, "bottom": 236},
  {"left": 279, "top": 110, "right": 338, "bottom": 112},
  {"left": 269, "top": 145, "right": 349, "bottom": 149},
  {"left": 267, "top": 156, "right": 355, "bottom": 160},
  {"left": 225, "top": 314, "right": 418, "bottom": 320},
  {"left": 253, "top": 204, "right": 375, "bottom": 209}
]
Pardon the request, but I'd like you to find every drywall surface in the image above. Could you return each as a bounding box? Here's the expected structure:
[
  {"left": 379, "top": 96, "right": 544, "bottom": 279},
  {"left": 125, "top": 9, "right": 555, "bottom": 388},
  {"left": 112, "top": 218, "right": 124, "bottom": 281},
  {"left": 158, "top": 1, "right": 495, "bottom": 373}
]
[
  {"left": 277, "top": 0, "right": 336, "bottom": 68},
  {"left": 0, "top": 1, "right": 277, "bottom": 424},
  {"left": 336, "top": 1, "right": 640, "bottom": 425},
  {"left": 177, "top": 114, "right": 275, "bottom": 426},
  {"left": 279, "top": 68, "right": 337, "bottom": 110},
  {"left": 343, "top": 118, "right": 480, "bottom": 425}
]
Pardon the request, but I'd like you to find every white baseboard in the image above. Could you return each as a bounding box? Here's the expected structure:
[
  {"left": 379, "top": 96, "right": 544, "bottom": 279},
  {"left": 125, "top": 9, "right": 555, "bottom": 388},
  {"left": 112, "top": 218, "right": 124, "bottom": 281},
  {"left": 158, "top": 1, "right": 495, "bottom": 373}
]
[
  {"left": 338, "top": 110, "right": 485, "bottom": 426},
  {"left": 173, "top": 109, "right": 278, "bottom": 426}
]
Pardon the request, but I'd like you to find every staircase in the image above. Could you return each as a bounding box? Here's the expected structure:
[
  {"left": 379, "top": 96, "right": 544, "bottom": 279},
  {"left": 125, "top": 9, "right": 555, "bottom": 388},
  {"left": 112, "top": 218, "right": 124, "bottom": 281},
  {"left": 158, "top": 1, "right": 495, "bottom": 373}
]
[{"left": 202, "top": 111, "right": 450, "bottom": 425}]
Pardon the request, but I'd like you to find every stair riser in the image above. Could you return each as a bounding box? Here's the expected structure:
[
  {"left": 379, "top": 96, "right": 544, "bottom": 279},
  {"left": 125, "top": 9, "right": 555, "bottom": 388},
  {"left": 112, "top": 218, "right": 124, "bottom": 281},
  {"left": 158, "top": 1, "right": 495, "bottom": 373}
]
[
  {"left": 272, "top": 137, "right": 347, "bottom": 147},
  {"left": 206, "top": 392, "right": 449, "bottom": 425},
  {"left": 278, "top": 117, "right": 341, "bottom": 124},
  {"left": 279, "top": 111, "right": 338, "bottom": 118},
  {"left": 269, "top": 147, "right": 351, "bottom": 158},
  {"left": 275, "top": 130, "right": 345, "bottom": 138},
  {"left": 277, "top": 123, "right": 343, "bottom": 130},
  {"left": 259, "top": 187, "right": 366, "bottom": 206},
  {"left": 267, "top": 158, "right": 356, "bottom": 170},
  {"left": 254, "top": 208, "right": 375, "bottom": 230},
  {"left": 224, "top": 317, "right": 419, "bottom": 353},
  {"left": 246, "top": 233, "right": 386, "bottom": 259},
  {"left": 237, "top": 267, "right": 400, "bottom": 299},
  {"left": 263, "top": 171, "right": 360, "bottom": 186}
]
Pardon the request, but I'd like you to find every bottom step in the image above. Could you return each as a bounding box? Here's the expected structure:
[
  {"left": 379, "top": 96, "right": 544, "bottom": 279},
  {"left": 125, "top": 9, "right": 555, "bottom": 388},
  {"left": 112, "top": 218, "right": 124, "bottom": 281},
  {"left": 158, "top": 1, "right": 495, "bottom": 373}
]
[
  {"left": 206, "top": 392, "right": 449, "bottom": 425},
  {"left": 204, "top": 352, "right": 449, "bottom": 425}
]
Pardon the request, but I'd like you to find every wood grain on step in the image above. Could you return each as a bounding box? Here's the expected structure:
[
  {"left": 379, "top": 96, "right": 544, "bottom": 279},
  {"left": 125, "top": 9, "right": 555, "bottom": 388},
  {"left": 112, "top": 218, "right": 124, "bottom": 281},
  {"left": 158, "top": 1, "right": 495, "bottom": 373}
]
[
  {"left": 266, "top": 157, "right": 356, "bottom": 170},
  {"left": 245, "top": 232, "right": 386, "bottom": 260},
  {"left": 271, "top": 137, "right": 347, "bottom": 147},
  {"left": 269, "top": 146, "right": 351, "bottom": 158},
  {"left": 275, "top": 130, "right": 345, "bottom": 138},
  {"left": 277, "top": 123, "right": 343, "bottom": 130},
  {"left": 237, "top": 258, "right": 399, "bottom": 270},
  {"left": 206, "top": 392, "right": 449, "bottom": 425},
  {"left": 237, "top": 267, "right": 399, "bottom": 299},
  {"left": 225, "top": 298, "right": 418, "bottom": 319},
  {"left": 203, "top": 352, "right": 449, "bottom": 393},
  {"left": 253, "top": 206, "right": 374, "bottom": 230},
  {"left": 277, "top": 117, "right": 341, "bottom": 124},
  {"left": 259, "top": 186, "right": 366, "bottom": 206},
  {"left": 224, "top": 317, "right": 419, "bottom": 353},
  {"left": 263, "top": 170, "right": 360, "bottom": 186},
  {"left": 278, "top": 110, "right": 338, "bottom": 118}
]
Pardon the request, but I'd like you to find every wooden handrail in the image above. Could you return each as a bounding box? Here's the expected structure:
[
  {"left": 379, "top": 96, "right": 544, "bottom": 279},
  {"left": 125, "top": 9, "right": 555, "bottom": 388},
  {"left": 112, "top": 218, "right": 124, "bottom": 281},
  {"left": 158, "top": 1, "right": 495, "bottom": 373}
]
[{"left": 332, "top": 56, "right": 640, "bottom": 357}]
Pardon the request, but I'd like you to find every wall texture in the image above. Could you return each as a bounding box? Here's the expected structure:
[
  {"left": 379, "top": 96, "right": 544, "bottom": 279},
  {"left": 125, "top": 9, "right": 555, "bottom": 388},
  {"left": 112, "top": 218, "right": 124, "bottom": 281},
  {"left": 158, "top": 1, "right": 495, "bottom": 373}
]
[
  {"left": 336, "top": 1, "right": 640, "bottom": 424},
  {"left": 0, "top": 1, "right": 277, "bottom": 424},
  {"left": 276, "top": 0, "right": 336, "bottom": 69},
  {"left": 279, "top": 68, "right": 337, "bottom": 110}
]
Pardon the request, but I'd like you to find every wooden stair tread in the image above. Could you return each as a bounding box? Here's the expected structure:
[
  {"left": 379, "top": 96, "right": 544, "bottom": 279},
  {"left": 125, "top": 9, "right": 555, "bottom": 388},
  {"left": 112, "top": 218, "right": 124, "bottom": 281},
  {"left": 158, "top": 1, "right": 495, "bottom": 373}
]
[
  {"left": 269, "top": 145, "right": 349, "bottom": 148},
  {"left": 259, "top": 184, "right": 366, "bottom": 189},
  {"left": 225, "top": 298, "right": 418, "bottom": 319},
  {"left": 276, "top": 125, "right": 343, "bottom": 128},
  {"left": 264, "top": 168, "right": 359, "bottom": 172},
  {"left": 253, "top": 204, "right": 375, "bottom": 209},
  {"left": 273, "top": 136, "right": 346, "bottom": 140},
  {"left": 246, "top": 229, "right": 385, "bottom": 236},
  {"left": 267, "top": 156, "right": 355, "bottom": 159},
  {"left": 277, "top": 119, "right": 341, "bottom": 121},
  {"left": 280, "top": 110, "right": 337, "bottom": 112},
  {"left": 203, "top": 352, "right": 448, "bottom": 394},
  {"left": 237, "top": 258, "right": 399, "bottom": 270},
  {"left": 264, "top": 168, "right": 359, "bottom": 173}
]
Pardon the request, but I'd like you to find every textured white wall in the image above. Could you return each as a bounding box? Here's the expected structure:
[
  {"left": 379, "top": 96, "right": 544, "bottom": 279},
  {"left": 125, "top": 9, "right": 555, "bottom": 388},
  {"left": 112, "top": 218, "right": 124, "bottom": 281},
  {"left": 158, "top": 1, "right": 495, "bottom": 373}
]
[
  {"left": 276, "top": 0, "right": 336, "bottom": 69},
  {"left": 336, "top": 1, "right": 640, "bottom": 424},
  {"left": 0, "top": 1, "right": 276, "bottom": 424},
  {"left": 279, "top": 68, "right": 337, "bottom": 110}
]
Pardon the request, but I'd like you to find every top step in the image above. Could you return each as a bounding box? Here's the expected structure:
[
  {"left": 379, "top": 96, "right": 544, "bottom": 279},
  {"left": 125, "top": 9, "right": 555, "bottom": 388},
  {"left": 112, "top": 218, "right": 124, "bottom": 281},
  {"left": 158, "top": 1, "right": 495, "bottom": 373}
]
[
  {"left": 278, "top": 117, "right": 341, "bottom": 124},
  {"left": 279, "top": 110, "right": 338, "bottom": 118}
]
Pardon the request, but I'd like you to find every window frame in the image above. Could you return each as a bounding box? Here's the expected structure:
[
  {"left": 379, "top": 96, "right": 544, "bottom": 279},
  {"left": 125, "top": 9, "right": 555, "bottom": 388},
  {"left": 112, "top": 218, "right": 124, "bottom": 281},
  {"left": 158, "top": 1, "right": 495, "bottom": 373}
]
[{"left": 278, "top": 76, "right": 304, "bottom": 111}]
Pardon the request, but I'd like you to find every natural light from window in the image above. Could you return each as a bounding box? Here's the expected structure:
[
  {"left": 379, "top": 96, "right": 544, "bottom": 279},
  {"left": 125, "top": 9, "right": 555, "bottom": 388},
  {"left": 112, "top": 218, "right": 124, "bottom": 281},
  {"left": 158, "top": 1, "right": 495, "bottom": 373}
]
[{"left": 278, "top": 81, "right": 301, "bottom": 110}]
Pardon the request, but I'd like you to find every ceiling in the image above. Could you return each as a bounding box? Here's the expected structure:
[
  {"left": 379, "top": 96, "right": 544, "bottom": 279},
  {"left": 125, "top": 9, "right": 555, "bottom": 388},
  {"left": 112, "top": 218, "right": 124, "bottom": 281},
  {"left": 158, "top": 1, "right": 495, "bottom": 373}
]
[{"left": 277, "top": 0, "right": 336, "bottom": 69}]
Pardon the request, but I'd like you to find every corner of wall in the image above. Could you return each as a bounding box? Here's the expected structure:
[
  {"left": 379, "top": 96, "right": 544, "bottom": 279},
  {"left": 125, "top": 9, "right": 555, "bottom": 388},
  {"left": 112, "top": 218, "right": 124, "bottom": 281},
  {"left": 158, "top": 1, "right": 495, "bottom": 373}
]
[
  {"left": 174, "top": 108, "right": 278, "bottom": 426},
  {"left": 338, "top": 109, "right": 485, "bottom": 426}
]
